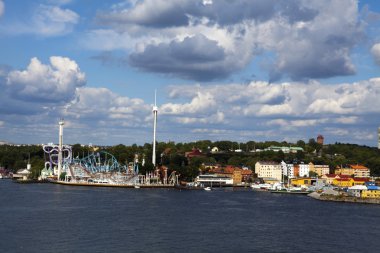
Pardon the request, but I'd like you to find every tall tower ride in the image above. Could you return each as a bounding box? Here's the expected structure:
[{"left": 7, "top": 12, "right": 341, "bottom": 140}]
[
  {"left": 152, "top": 91, "right": 158, "bottom": 167},
  {"left": 58, "top": 119, "right": 64, "bottom": 180}
]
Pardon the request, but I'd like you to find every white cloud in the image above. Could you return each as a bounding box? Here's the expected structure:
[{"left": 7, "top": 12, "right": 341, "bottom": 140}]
[
  {"left": 32, "top": 5, "right": 79, "bottom": 36},
  {"left": 0, "top": 120, "right": 4, "bottom": 127},
  {"left": 63, "top": 87, "right": 151, "bottom": 128},
  {"left": 1, "top": 4, "right": 79, "bottom": 36},
  {"left": 161, "top": 91, "right": 216, "bottom": 115},
  {"left": 88, "top": 0, "right": 362, "bottom": 81},
  {"left": 7, "top": 56, "right": 85, "bottom": 103}
]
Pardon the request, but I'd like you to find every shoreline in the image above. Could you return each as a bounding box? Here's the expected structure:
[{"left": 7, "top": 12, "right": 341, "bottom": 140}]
[
  {"left": 50, "top": 180, "right": 176, "bottom": 188},
  {"left": 308, "top": 192, "right": 380, "bottom": 205}
]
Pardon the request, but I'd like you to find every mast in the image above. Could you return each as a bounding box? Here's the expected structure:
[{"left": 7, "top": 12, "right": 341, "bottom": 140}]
[{"left": 152, "top": 90, "right": 158, "bottom": 167}]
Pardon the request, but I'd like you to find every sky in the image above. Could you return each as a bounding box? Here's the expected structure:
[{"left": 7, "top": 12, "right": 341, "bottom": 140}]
[{"left": 1, "top": 0, "right": 380, "bottom": 147}]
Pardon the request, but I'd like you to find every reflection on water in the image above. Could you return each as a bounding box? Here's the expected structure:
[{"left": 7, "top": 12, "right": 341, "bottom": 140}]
[{"left": 1, "top": 180, "right": 379, "bottom": 253}]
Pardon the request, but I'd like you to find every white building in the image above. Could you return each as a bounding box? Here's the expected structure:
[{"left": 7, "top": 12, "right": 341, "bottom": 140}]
[
  {"left": 255, "top": 161, "right": 282, "bottom": 181},
  {"left": 299, "top": 163, "right": 310, "bottom": 177},
  {"left": 280, "top": 161, "right": 296, "bottom": 179}
]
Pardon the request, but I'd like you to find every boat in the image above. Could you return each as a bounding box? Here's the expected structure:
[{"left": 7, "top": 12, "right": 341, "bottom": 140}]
[
  {"left": 134, "top": 185, "right": 140, "bottom": 189},
  {"left": 195, "top": 174, "right": 233, "bottom": 187},
  {"left": 270, "top": 186, "right": 311, "bottom": 194},
  {"left": 204, "top": 187, "right": 211, "bottom": 191},
  {"left": 251, "top": 183, "right": 272, "bottom": 191}
]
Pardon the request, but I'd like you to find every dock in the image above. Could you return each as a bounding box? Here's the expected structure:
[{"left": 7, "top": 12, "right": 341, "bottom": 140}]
[{"left": 51, "top": 180, "right": 175, "bottom": 188}]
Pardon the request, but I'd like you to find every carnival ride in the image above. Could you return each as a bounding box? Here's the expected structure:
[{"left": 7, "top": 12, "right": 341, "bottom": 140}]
[{"left": 42, "top": 144, "right": 177, "bottom": 186}]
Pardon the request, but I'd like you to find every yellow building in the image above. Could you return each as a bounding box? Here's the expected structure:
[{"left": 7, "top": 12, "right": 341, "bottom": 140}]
[
  {"left": 291, "top": 177, "right": 314, "bottom": 186},
  {"left": 232, "top": 170, "right": 242, "bottom": 185},
  {"left": 332, "top": 178, "right": 354, "bottom": 187},
  {"left": 361, "top": 190, "right": 380, "bottom": 198},
  {"left": 309, "top": 163, "right": 330, "bottom": 176},
  {"left": 335, "top": 167, "right": 354, "bottom": 176}
]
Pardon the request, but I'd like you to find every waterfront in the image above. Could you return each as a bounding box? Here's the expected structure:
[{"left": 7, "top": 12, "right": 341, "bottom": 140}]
[{"left": 1, "top": 180, "right": 380, "bottom": 253}]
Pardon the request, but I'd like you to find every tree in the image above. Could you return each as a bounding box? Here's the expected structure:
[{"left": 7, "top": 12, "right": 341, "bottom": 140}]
[{"left": 296, "top": 140, "right": 306, "bottom": 149}]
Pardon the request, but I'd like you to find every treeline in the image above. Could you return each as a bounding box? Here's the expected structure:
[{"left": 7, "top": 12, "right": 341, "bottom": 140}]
[{"left": 1, "top": 139, "right": 380, "bottom": 180}]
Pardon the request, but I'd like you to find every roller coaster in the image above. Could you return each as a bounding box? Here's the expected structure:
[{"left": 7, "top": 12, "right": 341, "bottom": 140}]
[{"left": 42, "top": 144, "right": 177, "bottom": 186}]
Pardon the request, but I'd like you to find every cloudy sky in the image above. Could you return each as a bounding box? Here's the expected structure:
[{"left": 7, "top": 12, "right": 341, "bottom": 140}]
[{"left": 1, "top": 0, "right": 380, "bottom": 146}]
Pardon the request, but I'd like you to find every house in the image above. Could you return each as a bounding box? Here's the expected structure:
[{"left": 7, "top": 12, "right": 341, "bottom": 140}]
[
  {"left": 12, "top": 168, "right": 31, "bottom": 180},
  {"left": 211, "top": 147, "right": 219, "bottom": 153},
  {"left": 185, "top": 148, "right": 205, "bottom": 161}
]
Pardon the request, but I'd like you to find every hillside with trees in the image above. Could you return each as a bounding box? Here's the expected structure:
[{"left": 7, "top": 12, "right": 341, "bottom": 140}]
[{"left": 1, "top": 138, "right": 380, "bottom": 180}]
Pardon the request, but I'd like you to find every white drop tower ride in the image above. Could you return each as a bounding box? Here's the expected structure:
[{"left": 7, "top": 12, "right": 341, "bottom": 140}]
[
  {"left": 58, "top": 119, "right": 64, "bottom": 180},
  {"left": 152, "top": 91, "right": 158, "bottom": 167}
]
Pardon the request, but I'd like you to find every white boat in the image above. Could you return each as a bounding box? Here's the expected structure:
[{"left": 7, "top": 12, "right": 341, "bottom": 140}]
[
  {"left": 195, "top": 174, "right": 233, "bottom": 187},
  {"left": 204, "top": 187, "right": 211, "bottom": 191},
  {"left": 134, "top": 185, "right": 140, "bottom": 189},
  {"left": 251, "top": 183, "right": 272, "bottom": 190}
]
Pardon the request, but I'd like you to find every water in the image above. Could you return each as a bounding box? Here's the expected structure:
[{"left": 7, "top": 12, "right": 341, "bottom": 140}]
[{"left": 1, "top": 180, "right": 379, "bottom": 253}]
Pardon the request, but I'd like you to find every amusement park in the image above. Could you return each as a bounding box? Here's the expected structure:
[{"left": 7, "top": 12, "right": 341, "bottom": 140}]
[{"left": 40, "top": 99, "right": 178, "bottom": 188}]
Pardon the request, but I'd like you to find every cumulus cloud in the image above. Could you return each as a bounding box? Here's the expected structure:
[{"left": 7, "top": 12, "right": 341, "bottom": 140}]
[
  {"left": 129, "top": 34, "right": 229, "bottom": 80},
  {"left": 7, "top": 56, "right": 85, "bottom": 103},
  {"left": 156, "top": 78, "right": 380, "bottom": 144},
  {"left": 89, "top": 0, "right": 362, "bottom": 81},
  {"left": 64, "top": 87, "right": 150, "bottom": 125},
  {"left": 0, "top": 57, "right": 154, "bottom": 145}
]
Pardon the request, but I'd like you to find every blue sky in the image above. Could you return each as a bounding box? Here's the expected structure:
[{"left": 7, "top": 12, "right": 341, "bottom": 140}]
[{"left": 1, "top": 0, "right": 380, "bottom": 146}]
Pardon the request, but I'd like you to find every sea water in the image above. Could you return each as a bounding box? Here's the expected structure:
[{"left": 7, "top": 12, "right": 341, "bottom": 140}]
[{"left": 0, "top": 180, "right": 379, "bottom": 253}]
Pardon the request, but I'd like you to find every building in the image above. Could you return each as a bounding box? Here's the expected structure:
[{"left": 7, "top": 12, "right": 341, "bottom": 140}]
[
  {"left": 299, "top": 163, "right": 310, "bottom": 177},
  {"left": 290, "top": 177, "right": 316, "bottom": 186},
  {"left": 347, "top": 185, "right": 367, "bottom": 197},
  {"left": 255, "top": 161, "right": 282, "bottom": 181},
  {"left": 352, "top": 177, "right": 370, "bottom": 186},
  {"left": 335, "top": 164, "right": 370, "bottom": 178},
  {"left": 211, "top": 147, "right": 219, "bottom": 153},
  {"left": 348, "top": 182, "right": 380, "bottom": 198},
  {"left": 309, "top": 163, "right": 330, "bottom": 176},
  {"left": 332, "top": 178, "right": 354, "bottom": 188},
  {"left": 209, "top": 166, "right": 253, "bottom": 185},
  {"left": 185, "top": 148, "right": 205, "bottom": 160},
  {"left": 320, "top": 174, "right": 338, "bottom": 185},
  {"left": 317, "top": 135, "right": 324, "bottom": 145},
  {"left": 265, "top": 146, "right": 304, "bottom": 153}
]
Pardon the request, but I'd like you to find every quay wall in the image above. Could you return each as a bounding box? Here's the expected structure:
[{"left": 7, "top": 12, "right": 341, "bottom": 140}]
[{"left": 308, "top": 192, "right": 380, "bottom": 205}]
